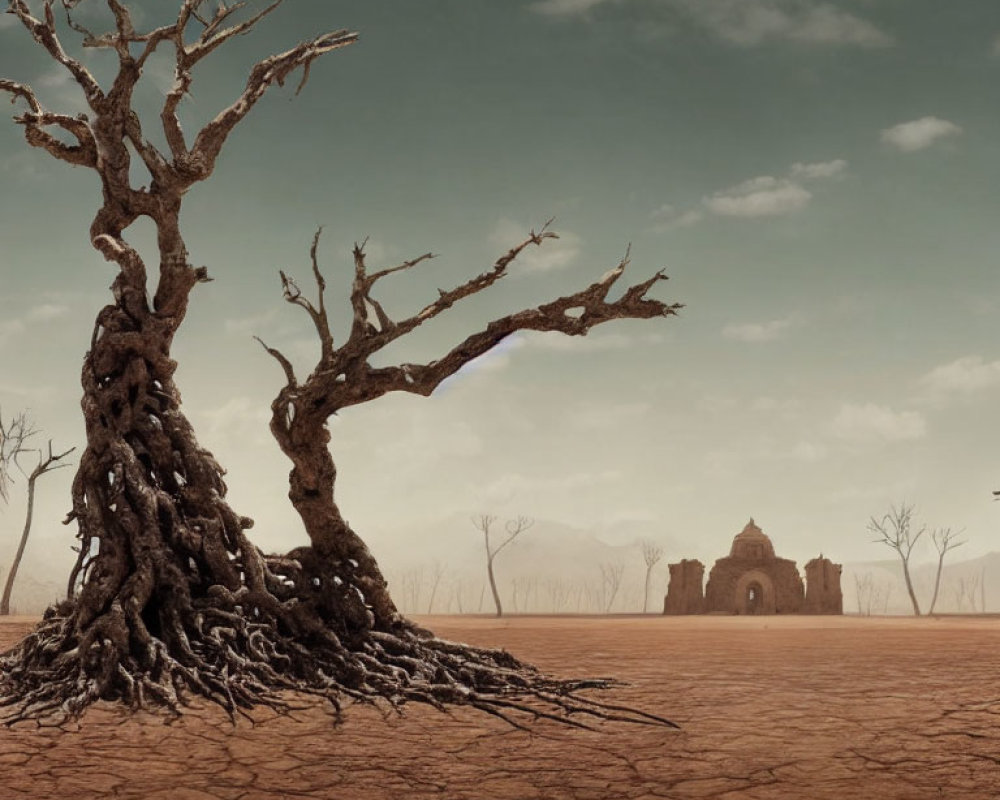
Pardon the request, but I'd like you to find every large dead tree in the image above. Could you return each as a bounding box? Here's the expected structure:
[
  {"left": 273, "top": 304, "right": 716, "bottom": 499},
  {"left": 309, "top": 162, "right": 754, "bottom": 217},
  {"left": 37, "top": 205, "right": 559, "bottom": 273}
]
[{"left": 0, "top": 1, "right": 680, "bottom": 729}]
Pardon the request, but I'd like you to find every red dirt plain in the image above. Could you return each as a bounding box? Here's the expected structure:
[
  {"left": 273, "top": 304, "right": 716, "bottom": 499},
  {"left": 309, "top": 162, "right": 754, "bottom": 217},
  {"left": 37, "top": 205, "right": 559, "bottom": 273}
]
[{"left": 1, "top": 614, "right": 998, "bottom": 799}]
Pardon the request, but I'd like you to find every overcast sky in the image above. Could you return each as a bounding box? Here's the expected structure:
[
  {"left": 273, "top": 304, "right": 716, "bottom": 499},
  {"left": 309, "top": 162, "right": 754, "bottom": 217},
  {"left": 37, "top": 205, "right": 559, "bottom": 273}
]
[{"left": 1, "top": 0, "right": 999, "bottom": 587}]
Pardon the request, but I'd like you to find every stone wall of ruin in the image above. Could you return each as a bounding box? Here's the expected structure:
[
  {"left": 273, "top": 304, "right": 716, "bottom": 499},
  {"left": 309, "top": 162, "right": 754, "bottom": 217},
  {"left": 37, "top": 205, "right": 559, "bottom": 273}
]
[
  {"left": 804, "top": 557, "right": 843, "bottom": 614},
  {"left": 663, "top": 559, "right": 705, "bottom": 615}
]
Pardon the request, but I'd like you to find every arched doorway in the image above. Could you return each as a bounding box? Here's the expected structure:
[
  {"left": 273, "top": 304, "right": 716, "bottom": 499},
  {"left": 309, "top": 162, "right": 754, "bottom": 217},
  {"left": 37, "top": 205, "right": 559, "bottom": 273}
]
[{"left": 733, "top": 569, "right": 777, "bottom": 614}]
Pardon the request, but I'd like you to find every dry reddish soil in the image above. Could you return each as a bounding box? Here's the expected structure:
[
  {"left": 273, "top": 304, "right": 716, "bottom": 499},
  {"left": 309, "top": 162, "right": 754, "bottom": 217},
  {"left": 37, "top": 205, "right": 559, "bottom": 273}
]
[{"left": 1, "top": 614, "right": 998, "bottom": 799}]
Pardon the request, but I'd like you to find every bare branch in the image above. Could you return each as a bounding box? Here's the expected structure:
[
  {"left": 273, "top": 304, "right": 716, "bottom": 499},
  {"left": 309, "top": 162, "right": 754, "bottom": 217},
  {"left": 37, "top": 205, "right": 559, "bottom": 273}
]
[
  {"left": 931, "top": 527, "right": 965, "bottom": 555},
  {"left": 7, "top": 0, "right": 104, "bottom": 109},
  {"left": 253, "top": 336, "right": 297, "bottom": 387},
  {"left": 267, "top": 224, "right": 680, "bottom": 422},
  {"left": 494, "top": 516, "right": 534, "bottom": 557},
  {"left": 641, "top": 539, "right": 663, "bottom": 569},
  {"left": 185, "top": 1, "right": 284, "bottom": 65},
  {"left": 34, "top": 439, "right": 76, "bottom": 478},
  {"left": 0, "top": 79, "right": 99, "bottom": 167},
  {"left": 188, "top": 28, "right": 358, "bottom": 180},
  {"left": 275, "top": 230, "right": 335, "bottom": 362},
  {"left": 0, "top": 410, "right": 39, "bottom": 503},
  {"left": 346, "top": 239, "right": 436, "bottom": 343}
]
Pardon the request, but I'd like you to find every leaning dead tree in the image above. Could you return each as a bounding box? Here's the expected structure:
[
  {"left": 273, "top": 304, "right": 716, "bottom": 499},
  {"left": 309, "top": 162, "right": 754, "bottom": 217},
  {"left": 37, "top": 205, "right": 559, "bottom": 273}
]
[
  {"left": 0, "top": 1, "right": 680, "bottom": 729},
  {"left": 469, "top": 514, "right": 534, "bottom": 617},
  {"left": 1, "top": 440, "right": 75, "bottom": 616},
  {"left": 926, "top": 527, "right": 965, "bottom": 616},
  {"left": 867, "top": 503, "right": 925, "bottom": 616}
]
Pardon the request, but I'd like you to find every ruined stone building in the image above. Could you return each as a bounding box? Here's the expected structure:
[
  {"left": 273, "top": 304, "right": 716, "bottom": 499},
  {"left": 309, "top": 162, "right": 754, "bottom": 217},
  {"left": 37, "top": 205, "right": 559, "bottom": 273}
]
[{"left": 663, "top": 519, "right": 842, "bottom": 615}]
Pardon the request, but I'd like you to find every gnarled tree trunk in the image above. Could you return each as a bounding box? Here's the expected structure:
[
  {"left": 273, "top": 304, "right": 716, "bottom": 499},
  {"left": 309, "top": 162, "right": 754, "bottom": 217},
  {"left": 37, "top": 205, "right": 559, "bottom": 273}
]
[{"left": 1, "top": 0, "right": 680, "bottom": 731}]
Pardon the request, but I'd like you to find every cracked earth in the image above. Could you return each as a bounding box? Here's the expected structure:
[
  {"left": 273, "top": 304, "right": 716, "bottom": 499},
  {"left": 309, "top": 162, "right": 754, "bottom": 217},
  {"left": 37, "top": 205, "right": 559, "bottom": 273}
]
[{"left": 1, "top": 614, "right": 998, "bottom": 799}]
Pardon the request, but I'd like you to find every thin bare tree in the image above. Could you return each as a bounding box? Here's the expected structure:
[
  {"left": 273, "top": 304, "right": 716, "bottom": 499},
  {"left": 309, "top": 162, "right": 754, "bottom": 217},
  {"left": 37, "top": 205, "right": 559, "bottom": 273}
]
[
  {"left": 600, "top": 561, "right": 625, "bottom": 613},
  {"left": 868, "top": 503, "right": 925, "bottom": 616},
  {"left": 472, "top": 515, "right": 534, "bottom": 617},
  {"left": 639, "top": 539, "right": 663, "bottom": 613},
  {"left": 0, "top": 410, "right": 36, "bottom": 505},
  {"left": 0, "top": 1, "right": 679, "bottom": 729},
  {"left": 927, "top": 527, "right": 965, "bottom": 615},
  {"left": 1, "top": 440, "right": 75, "bottom": 616}
]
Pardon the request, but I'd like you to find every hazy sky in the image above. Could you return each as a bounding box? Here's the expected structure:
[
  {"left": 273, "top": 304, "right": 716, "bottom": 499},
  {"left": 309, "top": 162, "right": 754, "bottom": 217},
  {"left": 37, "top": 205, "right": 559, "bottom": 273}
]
[{"left": 1, "top": 0, "right": 999, "bottom": 587}]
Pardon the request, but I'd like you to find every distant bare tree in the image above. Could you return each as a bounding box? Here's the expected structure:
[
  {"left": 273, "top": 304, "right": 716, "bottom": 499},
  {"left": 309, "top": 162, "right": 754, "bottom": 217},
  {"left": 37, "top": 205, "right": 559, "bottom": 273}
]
[
  {"left": 0, "top": 410, "right": 36, "bottom": 505},
  {"left": 600, "top": 562, "right": 625, "bottom": 613},
  {"left": 980, "top": 566, "right": 986, "bottom": 613},
  {"left": 927, "top": 527, "right": 965, "bottom": 615},
  {"left": 426, "top": 561, "right": 446, "bottom": 614},
  {"left": 1, "top": 440, "right": 75, "bottom": 616},
  {"left": 957, "top": 573, "right": 982, "bottom": 614},
  {"left": 473, "top": 515, "right": 534, "bottom": 617},
  {"left": 639, "top": 539, "right": 663, "bottom": 613},
  {"left": 868, "top": 503, "right": 925, "bottom": 616},
  {"left": 951, "top": 579, "right": 966, "bottom": 612},
  {"left": 854, "top": 573, "right": 873, "bottom": 616},
  {"left": 881, "top": 581, "right": 892, "bottom": 614},
  {"left": 544, "top": 579, "right": 570, "bottom": 613}
]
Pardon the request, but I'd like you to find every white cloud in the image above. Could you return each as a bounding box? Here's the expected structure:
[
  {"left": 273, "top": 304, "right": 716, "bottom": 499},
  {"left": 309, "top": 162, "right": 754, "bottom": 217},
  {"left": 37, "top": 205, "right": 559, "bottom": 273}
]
[
  {"left": 650, "top": 204, "right": 705, "bottom": 232},
  {"left": 789, "top": 441, "right": 827, "bottom": 462},
  {"left": 880, "top": 117, "right": 962, "bottom": 152},
  {"left": 722, "top": 315, "right": 797, "bottom": 342},
  {"left": 483, "top": 469, "right": 623, "bottom": 502},
  {"left": 27, "top": 304, "right": 68, "bottom": 321},
  {"left": 489, "top": 218, "right": 581, "bottom": 273},
  {"left": 0, "top": 320, "right": 26, "bottom": 348},
  {"left": 224, "top": 308, "right": 279, "bottom": 337},
  {"left": 531, "top": 0, "right": 609, "bottom": 15},
  {"left": 919, "top": 356, "right": 1000, "bottom": 396},
  {"left": 568, "top": 401, "right": 651, "bottom": 429},
  {"left": 196, "top": 396, "right": 272, "bottom": 447},
  {"left": 531, "top": 0, "right": 892, "bottom": 47},
  {"left": 704, "top": 176, "right": 812, "bottom": 218},
  {"left": 671, "top": 0, "right": 891, "bottom": 47},
  {"left": 0, "top": 303, "right": 70, "bottom": 348},
  {"left": 830, "top": 403, "right": 926, "bottom": 443},
  {"left": 790, "top": 159, "right": 847, "bottom": 179},
  {"left": 654, "top": 158, "right": 845, "bottom": 230}
]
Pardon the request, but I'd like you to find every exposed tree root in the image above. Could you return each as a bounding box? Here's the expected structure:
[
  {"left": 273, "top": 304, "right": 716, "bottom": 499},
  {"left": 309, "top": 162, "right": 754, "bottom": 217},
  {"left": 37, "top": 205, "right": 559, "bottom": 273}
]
[{"left": 0, "top": 582, "right": 677, "bottom": 731}]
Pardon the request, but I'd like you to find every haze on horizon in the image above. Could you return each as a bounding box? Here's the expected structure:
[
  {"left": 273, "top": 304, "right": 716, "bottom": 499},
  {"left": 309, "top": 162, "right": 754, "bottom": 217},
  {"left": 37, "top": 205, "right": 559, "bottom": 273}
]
[{"left": 1, "top": 1, "right": 999, "bottom": 607}]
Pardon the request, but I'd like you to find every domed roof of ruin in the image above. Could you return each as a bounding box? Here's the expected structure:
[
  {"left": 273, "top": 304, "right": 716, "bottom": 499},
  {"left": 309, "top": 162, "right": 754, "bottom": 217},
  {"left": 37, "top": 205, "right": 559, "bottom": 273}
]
[{"left": 729, "top": 517, "right": 776, "bottom": 559}]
